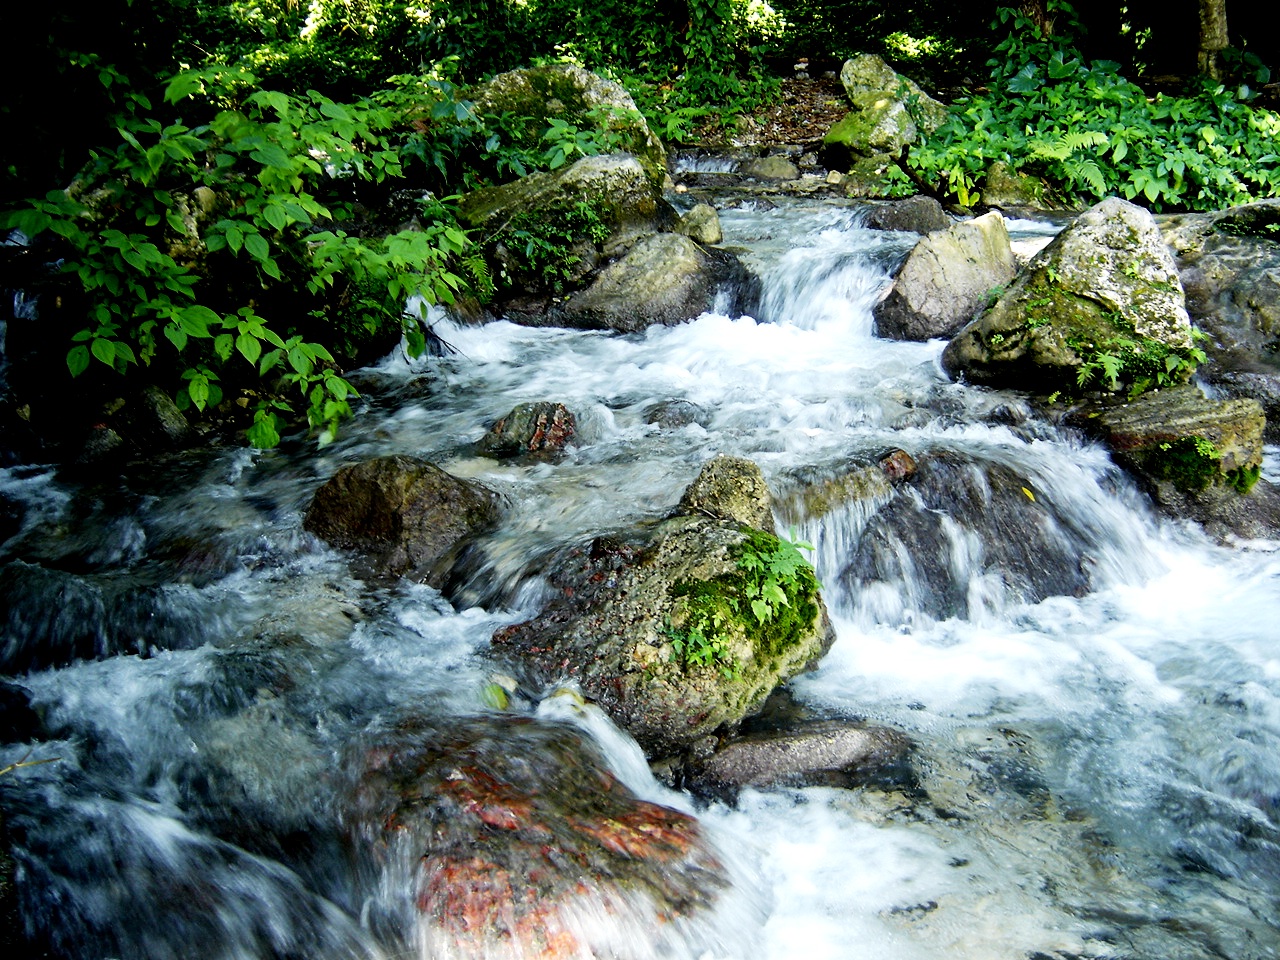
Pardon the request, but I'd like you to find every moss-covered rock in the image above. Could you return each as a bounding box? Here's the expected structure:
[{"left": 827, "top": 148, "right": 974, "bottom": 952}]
[
  {"left": 469, "top": 64, "right": 667, "bottom": 189},
  {"left": 839, "top": 54, "right": 948, "bottom": 132},
  {"left": 490, "top": 457, "right": 834, "bottom": 760},
  {"left": 980, "top": 161, "right": 1048, "bottom": 210},
  {"left": 943, "top": 197, "right": 1194, "bottom": 392}
]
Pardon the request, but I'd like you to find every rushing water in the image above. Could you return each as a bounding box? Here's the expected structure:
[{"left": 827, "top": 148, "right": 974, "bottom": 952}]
[{"left": 2, "top": 198, "right": 1279, "bottom": 960}]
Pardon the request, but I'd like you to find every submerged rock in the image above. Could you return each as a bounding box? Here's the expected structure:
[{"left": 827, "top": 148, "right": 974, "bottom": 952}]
[
  {"left": 303, "top": 455, "right": 501, "bottom": 585},
  {"left": 943, "top": 197, "right": 1193, "bottom": 392},
  {"left": 491, "top": 457, "right": 834, "bottom": 759},
  {"left": 478, "top": 402, "right": 577, "bottom": 458},
  {"left": 348, "top": 715, "right": 726, "bottom": 958},
  {"left": 686, "top": 720, "right": 914, "bottom": 799},
  {"left": 874, "top": 211, "right": 1017, "bottom": 341}
]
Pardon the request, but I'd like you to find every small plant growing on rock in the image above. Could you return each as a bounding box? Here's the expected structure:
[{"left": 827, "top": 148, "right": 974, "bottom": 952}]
[{"left": 667, "top": 530, "right": 819, "bottom": 676}]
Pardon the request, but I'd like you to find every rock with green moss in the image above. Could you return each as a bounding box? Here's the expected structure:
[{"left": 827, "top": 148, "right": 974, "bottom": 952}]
[
  {"left": 943, "top": 197, "right": 1193, "bottom": 392},
  {"left": 980, "top": 161, "right": 1047, "bottom": 210},
  {"left": 874, "top": 211, "right": 1018, "bottom": 341},
  {"left": 490, "top": 457, "right": 834, "bottom": 760},
  {"left": 675, "top": 202, "right": 723, "bottom": 244},
  {"left": 1081, "top": 385, "right": 1264, "bottom": 490},
  {"left": 469, "top": 64, "right": 667, "bottom": 189},
  {"left": 839, "top": 54, "right": 948, "bottom": 132},
  {"left": 459, "top": 153, "right": 661, "bottom": 261},
  {"left": 822, "top": 54, "right": 947, "bottom": 177}
]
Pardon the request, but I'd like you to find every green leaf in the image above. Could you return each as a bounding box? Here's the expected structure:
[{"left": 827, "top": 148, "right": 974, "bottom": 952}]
[
  {"left": 237, "top": 331, "right": 263, "bottom": 365},
  {"left": 247, "top": 412, "right": 281, "bottom": 449},
  {"left": 91, "top": 339, "right": 117, "bottom": 367},
  {"left": 263, "top": 204, "right": 288, "bottom": 232},
  {"left": 67, "top": 345, "right": 90, "bottom": 377},
  {"left": 244, "top": 232, "right": 270, "bottom": 262},
  {"left": 214, "top": 333, "right": 235, "bottom": 361}
]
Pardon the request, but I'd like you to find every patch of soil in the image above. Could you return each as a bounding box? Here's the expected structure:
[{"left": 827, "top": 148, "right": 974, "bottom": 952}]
[{"left": 694, "top": 76, "right": 850, "bottom": 147}]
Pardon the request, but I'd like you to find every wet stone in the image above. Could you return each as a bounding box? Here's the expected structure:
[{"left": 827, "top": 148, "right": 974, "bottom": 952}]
[{"left": 478, "top": 402, "right": 577, "bottom": 458}]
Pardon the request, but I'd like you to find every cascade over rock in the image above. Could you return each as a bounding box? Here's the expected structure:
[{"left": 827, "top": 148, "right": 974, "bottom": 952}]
[
  {"left": 303, "top": 455, "right": 501, "bottom": 585},
  {"left": 943, "top": 197, "right": 1193, "bottom": 390},
  {"left": 491, "top": 457, "right": 834, "bottom": 760},
  {"left": 874, "top": 211, "right": 1018, "bottom": 341},
  {"left": 841, "top": 451, "right": 1095, "bottom": 622},
  {"left": 347, "top": 715, "right": 725, "bottom": 960}
]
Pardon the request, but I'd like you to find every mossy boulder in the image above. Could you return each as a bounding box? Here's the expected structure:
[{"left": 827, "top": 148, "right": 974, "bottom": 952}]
[
  {"left": 675, "top": 202, "right": 723, "bottom": 244},
  {"left": 303, "top": 455, "right": 501, "bottom": 585},
  {"left": 459, "top": 153, "right": 661, "bottom": 261},
  {"left": 943, "top": 197, "right": 1193, "bottom": 392},
  {"left": 874, "top": 211, "right": 1018, "bottom": 341},
  {"left": 822, "top": 54, "right": 947, "bottom": 176},
  {"left": 469, "top": 64, "right": 667, "bottom": 189},
  {"left": 490, "top": 457, "right": 834, "bottom": 760},
  {"left": 980, "top": 161, "right": 1048, "bottom": 210}
]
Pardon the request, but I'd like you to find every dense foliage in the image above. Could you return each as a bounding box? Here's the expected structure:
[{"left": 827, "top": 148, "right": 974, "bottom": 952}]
[{"left": 904, "top": 2, "right": 1280, "bottom": 212}]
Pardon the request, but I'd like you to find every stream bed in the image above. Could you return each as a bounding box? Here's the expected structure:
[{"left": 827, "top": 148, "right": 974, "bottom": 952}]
[{"left": 2, "top": 197, "right": 1279, "bottom": 960}]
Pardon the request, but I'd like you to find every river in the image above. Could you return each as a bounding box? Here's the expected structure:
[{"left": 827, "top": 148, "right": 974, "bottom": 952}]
[{"left": 2, "top": 196, "right": 1278, "bottom": 959}]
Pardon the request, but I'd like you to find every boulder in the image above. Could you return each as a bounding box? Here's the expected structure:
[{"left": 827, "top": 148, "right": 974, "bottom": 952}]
[
  {"left": 348, "top": 715, "right": 726, "bottom": 959},
  {"left": 477, "top": 401, "right": 577, "bottom": 458},
  {"left": 686, "top": 720, "right": 913, "bottom": 799},
  {"left": 738, "top": 156, "right": 800, "bottom": 181},
  {"left": 774, "top": 449, "right": 917, "bottom": 521},
  {"left": 1078, "top": 385, "right": 1264, "bottom": 491},
  {"left": 839, "top": 55, "right": 948, "bottom": 132},
  {"left": 943, "top": 197, "right": 1193, "bottom": 392},
  {"left": 303, "top": 455, "right": 500, "bottom": 584},
  {"left": 862, "top": 196, "right": 950, "bottom": 234},
  {"left": 822, "top": 54, "right": 947, "bottom": 174},
  {"left": 1162, "top": 200, "right": 1280, "bottom": 376},
  {"left": 676, "top": 453, "right": 776, "bottom": 534},
  {"left": 491, "top": 458, "right": 834, "bottom": 759},
  {"left": 555, "top": 233, "right": 747, "bottom": 332},
  {"left": 459, "top": 153, "right": 661, "bottom": 265},
  {"left": 980, "top": 161, "right": 1047, "bottom": 210},
  {"left": 469, "top": 64, "right": 667, "bottom": 189},
  {"left": 645, "top": 399, "right": 710, "bottom": 429},
  {"left": 874, "top": 212, "right": 1018, "bottom": 341},
  {"left": 675, "top": 202, "right": 723, "bottom": 245}
]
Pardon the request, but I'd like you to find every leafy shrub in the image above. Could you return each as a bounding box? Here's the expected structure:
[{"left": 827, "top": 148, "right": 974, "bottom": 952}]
[
  {"left": 906, "top": 1, "right": 1280, "bottom": 212},
  {"left": 2, "top": 67, "right": 484, "bottom": 447}
]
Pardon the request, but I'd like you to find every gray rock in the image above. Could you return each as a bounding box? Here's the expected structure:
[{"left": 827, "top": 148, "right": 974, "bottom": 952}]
[
  {"left": 460, "top": 153, "right": 660, "bottom": 262},
  {"left": 839, "top": 55, "right": 948, "bottom": 133},
  {"left": 862, "top": 196, "right": 950, "bottom": 234},
  {"left": 491, "top": 459, "right": 833, "bottom": 759},
  {"left": 874, "top": 212, "right": 1018, "bottom": 341},
  {"left": 645, "top": 399, "right": 709, "bottom": 429},
  {"left": 687, "top": 720, "right": 913, "bottom": 797},
  {"left": 675, "top": 202, "right": 723, "bottom": 244},
  {"left": 738, "top": 156, "right": 800, "bottom": 181},
  {"left": 676, "top": 454, "right": 777, "bottom": 534},
  {"left": 943, "top": 197, "right": 1193, "bottom": 391},
  {"left": 477, "top": 401, "right": 577, "bottom": 458},
  {"left": 557, "top": 233, "right": 743, "bottom": 331},
  {"left": 303, "top": 455, "right": 501, "bottom": 585}
]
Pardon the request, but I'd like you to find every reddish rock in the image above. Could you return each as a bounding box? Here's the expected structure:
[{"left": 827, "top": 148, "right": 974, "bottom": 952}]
[{"left": 478, "top": 402, "right": 577, "bottom": 458}]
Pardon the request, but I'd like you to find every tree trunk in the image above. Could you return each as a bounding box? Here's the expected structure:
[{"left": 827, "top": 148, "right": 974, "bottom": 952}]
[
  {"left": 1020, "top": 0, "right": 1053, "bottom": 37},
  {"left": 1197, "top": 0, "right": 1229, "bottom": 79}
]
